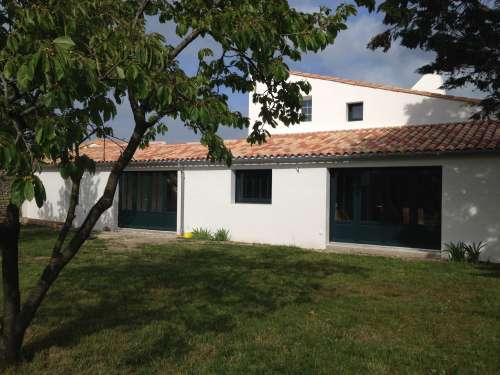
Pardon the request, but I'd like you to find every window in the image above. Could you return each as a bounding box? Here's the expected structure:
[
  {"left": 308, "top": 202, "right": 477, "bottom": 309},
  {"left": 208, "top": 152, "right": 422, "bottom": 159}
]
[
  {"left": 332, "top": 167, "right": 442, "bottom": 249},
  {"left": 235, "top": 170, "right": 272, "bottom": 204},
  {"left": 347, "top": 102, "right": 363, "bottom": 121},
  {"left": 301, "top": 97, "right": 312, "bottom": 122}
]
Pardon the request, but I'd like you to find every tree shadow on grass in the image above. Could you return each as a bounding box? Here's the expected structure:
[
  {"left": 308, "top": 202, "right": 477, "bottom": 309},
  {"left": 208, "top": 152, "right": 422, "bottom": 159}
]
[
  {"left": 473, "top": 262, "right": 500, "bottom": 278},
  {"left": 23, "top": 244, "right": 367, "bottom": 367}
]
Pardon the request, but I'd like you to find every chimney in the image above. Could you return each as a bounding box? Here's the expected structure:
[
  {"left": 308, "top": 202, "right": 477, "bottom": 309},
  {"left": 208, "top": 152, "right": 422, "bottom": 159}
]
[{"left": 411, "top": 74, "right": 446, "bottom": 94}]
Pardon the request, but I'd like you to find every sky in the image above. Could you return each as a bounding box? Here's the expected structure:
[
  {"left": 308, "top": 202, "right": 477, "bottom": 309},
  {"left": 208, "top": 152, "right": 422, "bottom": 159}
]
[{"left": 109, "top": 0, "right": 483, "bottom": 144}]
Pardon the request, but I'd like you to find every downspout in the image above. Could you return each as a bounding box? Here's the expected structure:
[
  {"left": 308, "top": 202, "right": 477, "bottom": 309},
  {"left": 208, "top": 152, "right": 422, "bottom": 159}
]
[{"left": 177, "top": 161, "right": 185, "bottom": 236}]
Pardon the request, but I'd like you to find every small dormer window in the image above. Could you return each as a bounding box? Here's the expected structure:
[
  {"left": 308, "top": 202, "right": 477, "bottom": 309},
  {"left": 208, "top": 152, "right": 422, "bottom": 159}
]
[
  {"left": 301, "top": 97, "right": 312, "bottom": 122},
  {"left": 347, "top": 102, "right": 363, "bottom": 122}
]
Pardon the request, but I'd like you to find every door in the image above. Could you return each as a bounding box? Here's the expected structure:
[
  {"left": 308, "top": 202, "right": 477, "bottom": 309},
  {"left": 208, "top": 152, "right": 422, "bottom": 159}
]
[
  {"left": 118, "top": 171, "right": 177, "bottom": 231},
  {"left": 330, "top": 167, "right": 442, "bottom": 249}
]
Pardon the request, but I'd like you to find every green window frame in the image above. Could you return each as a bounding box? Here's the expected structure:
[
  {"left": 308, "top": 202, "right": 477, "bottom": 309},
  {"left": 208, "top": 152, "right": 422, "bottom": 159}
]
[{"left": 235, "top": 169, "right": 272, "bottom": 204}]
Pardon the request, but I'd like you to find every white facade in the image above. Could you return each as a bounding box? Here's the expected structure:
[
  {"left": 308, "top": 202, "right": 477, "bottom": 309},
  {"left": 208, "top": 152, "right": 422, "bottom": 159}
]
[
  {"left": 249, "top": 73, "right": 477, "bottom": 135},
  {"left": 22, "top": 170, "right": 119, "bottom": 231},
  {"left": 22, "top": 154, "right": 500, "bottom": 262},
  {"left": 182, "top": 167, "right": 329, "bottom": 249},
  {"left": 20, "top": 72, "right": 499, "bottom": 262}
]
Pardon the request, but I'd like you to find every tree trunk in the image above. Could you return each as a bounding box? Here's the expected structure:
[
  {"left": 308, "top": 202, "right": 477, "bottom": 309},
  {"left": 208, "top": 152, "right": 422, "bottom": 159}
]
[
  {"left": 16, "top": 104, "right": 150, "bottom": 351},
  {"left": 0, "top": 204, "right": 22, "bottom": 365}
]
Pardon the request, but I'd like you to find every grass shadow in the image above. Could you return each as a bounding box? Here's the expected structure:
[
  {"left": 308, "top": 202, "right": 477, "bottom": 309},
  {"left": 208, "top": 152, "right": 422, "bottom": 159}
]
[{"left": 23, "top": 242, "right": 367, "bottom": 367}]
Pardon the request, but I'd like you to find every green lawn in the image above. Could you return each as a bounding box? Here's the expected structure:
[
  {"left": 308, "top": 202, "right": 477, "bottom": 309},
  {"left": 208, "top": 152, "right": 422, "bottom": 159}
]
[{"left": 3, "top": 225, "right": 500, "bottom": 374}]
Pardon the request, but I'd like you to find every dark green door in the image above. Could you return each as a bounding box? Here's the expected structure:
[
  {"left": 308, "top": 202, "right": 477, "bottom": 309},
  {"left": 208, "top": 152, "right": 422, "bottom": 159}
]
[
  {"left": 330, "top": 167, "right": 442, "bottom": 250},
  {"left": 119, "top": 171, "right": 177, "bottom": 231}
]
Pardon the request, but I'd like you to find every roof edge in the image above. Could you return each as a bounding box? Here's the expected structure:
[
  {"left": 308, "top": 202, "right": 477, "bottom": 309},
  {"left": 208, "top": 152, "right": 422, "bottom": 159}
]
[
  {"left": 84, "top": 147, "right": 500, "bottom": 167},
  {"left": 289, "top": 70, "right": 481, "bottom": 105}
]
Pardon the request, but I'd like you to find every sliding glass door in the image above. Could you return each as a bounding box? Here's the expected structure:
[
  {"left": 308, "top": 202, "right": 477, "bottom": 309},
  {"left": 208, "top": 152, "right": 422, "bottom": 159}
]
[{"left": 331, "top": 167, "right": 442, "bottom": 249}]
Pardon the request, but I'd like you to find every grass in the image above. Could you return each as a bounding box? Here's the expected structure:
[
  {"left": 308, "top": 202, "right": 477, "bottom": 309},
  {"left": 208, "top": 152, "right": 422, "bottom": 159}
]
[{"left": 2, "top": 225, "right": 500, "bottom": 374}]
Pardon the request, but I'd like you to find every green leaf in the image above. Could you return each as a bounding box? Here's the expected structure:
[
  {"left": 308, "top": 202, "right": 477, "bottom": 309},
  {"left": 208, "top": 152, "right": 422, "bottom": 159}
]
[
  {"left": 53, "top": 36, "right": 76, "bottom": 50},
  {"left": 16, "top": 64, "right": 34, "bottom": 89},
  {"left": 59, "top": 163, "right": 73, "bottom": 179},
  {"left": 10, "top": 179, "right": 25, "bottom": 206},
  {"left": 116, "top": 66, "right": 125, "bottom": 79},
  {"left": 24, "top": 179, "right": 34, "bottom": 201},
  {"left": 33, "top": 176, "right": 46, "bottom": 208},
  {"left": 3, "top": 60, "right": 16, "bottom": 79},
  {"left": 176, "top": 23, "right": 188, "bottom": 36}
]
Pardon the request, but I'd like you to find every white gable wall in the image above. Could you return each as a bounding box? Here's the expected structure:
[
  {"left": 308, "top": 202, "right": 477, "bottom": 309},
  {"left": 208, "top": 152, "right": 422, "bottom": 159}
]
[{"left": 249, "top": 75, "right": 476, "bottom": 135}]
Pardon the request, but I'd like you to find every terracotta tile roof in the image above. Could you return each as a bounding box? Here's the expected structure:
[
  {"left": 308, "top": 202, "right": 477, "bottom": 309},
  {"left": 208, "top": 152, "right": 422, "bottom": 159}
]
[
  {"left": 290, "top": 71, "right": 482, "bottom": 105},
  {"left": 80, "top": 121, "right": 500, "bottom": 164}
]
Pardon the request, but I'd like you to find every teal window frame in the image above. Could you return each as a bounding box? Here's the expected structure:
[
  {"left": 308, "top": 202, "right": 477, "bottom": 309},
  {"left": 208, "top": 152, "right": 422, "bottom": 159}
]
[
  {"left": 235, "top": 169, "right": 272, "bottom": 204},
  {"left": 347, "top": 102, "right": 363, "bottom": 122}
]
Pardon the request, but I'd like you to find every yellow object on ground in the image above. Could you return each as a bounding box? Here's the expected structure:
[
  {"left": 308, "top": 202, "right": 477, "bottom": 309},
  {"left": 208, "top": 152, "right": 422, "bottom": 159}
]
[{"left": 183, "top": 232, "right": 193, "bottom": 239}]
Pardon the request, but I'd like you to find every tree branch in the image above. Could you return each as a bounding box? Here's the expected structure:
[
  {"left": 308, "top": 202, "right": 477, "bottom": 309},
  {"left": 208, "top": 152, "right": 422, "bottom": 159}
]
[
  {"left": 17, "top": 87, "right": 153, "bottom": 337},
  {"left": 134, "top": 0, "right": 151, "bottom": 25},
  {"left": 49, "top": 173, "right": 82, "bottom": 260},
  {"left": 171, "top": 29, "right": 201, "bottom": 58}
]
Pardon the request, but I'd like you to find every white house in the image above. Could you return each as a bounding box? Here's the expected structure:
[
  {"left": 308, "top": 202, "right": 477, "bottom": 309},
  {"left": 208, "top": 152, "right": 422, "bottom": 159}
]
[{"left": 22, "top": 71, "right": 500, "bottom": 262}]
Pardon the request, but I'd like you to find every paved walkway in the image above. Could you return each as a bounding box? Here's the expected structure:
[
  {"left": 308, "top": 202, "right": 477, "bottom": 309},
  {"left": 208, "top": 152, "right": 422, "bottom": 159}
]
[
  {"left": 97, "top": 228, "right": 177, "bottom": 250},
  {"left": 325, "top": 242, "right": 442, "bottom": 260},
  {"left": 96, "top": 228, "right": 442, "bottom": 260}
]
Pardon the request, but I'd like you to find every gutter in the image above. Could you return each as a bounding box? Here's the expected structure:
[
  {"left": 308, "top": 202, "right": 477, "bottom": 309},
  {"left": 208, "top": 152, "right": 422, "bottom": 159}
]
[
  {"left": 102, "top": 148, "right": 500, "bottom": 169},
  {"left": 177, "top": 161, "right": 185, "bottom": 236},
  {"left": 41, "top": 148, "right": 500, "bottom": 171}
]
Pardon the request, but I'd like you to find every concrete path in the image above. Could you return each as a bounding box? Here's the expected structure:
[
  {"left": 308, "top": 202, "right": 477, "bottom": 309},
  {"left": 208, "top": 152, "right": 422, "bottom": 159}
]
[
  {"left": 96, "top": 228, "right": 177, "bottom": 251},
  {"left": 325, "top": 242, "right": 442, "bottom": 260}
]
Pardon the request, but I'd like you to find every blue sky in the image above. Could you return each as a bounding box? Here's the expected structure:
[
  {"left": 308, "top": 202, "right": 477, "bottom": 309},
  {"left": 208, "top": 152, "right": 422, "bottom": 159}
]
[{"left": 110, "top": 0, "right": 482, "bottom": 143}]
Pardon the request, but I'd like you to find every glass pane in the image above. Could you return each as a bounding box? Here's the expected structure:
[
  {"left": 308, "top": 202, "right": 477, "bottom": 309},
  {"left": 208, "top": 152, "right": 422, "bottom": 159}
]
[
  {"left": 415, "top": 169, "right": 441, "bottom": 226},
  {"left": 360, "top": 169, "right": 411, "bottom": 224},
  {"left": 302, "top": 98, "right": 312, "bottom": 122},
  {"left": 348, "top": 103, "right": 363, "bottom": 121},
  {"left": 236, "top": 170, "right": 272, "bottom": 203},
  {"left": 165, "top": 172, "right": 177, "bottom": 212},
  {"left": 335, "top": 172, "right": 354, "bottom": 221}
]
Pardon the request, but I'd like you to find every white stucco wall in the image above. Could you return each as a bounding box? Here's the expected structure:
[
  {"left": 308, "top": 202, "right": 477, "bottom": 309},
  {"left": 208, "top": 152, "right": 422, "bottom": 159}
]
[
  {"left": 249, "top": 75, "right": 477, "bottom": 135},
  {"left": 21, "top": 169, "right": 118, "bottom": 231},
  {"left": 183, "top": 167, "right": 329, "bottom": 249},
  {"left": 20, "top": 155, "right": 500, "bottom": 262}
]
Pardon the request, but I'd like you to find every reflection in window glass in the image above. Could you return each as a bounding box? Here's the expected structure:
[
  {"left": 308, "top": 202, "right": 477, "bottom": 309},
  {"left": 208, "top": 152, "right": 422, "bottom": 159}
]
[
  {"left": 335, "top": 172, "right": 354, "bottom": 221},
  {"left": 347, "top": 102, "right": 363, "bottom": 121},
  {"left": 235, "top": 170, "right": 272, "bottom": 204},
  {"left": 301, "top": 97, "right": 312, "bottom": 122}
]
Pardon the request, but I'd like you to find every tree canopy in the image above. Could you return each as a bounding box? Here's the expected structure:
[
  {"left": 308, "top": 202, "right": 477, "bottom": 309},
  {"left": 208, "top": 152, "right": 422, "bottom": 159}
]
[
  {"left": 0, "top": 0, "right": 374, "bottom": 364},
  {"left": 369, "top": 0, "right": 500, "bottom": 119}
]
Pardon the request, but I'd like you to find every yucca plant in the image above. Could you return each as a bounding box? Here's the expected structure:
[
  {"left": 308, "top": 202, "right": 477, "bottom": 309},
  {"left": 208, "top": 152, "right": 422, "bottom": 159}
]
[
  {"left": 443, "top": 242, "right": 467, "bottom": 262},
  {"left": 191, "top": 227, "right": 214, "bottom": 241},
  {"left": 214, "top": 228, "right": 230, "bottom": 242},
  {"left": 464, "top": 241, "right": 486, "bottom": 263}
]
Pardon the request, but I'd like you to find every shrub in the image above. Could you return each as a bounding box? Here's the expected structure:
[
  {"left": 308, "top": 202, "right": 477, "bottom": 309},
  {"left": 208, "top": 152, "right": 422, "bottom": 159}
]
[
  {"left": 214, "top": 228, "right": 230, "bottom": 241},
  {"left": 191, "top": 227, "right": 214, "bottom": 241},
  {"left": 443, "top": 242, "right": 467, "bottom": 262},
  {"left": 464, "top": 241, "right": 486, "bottom": 263}
]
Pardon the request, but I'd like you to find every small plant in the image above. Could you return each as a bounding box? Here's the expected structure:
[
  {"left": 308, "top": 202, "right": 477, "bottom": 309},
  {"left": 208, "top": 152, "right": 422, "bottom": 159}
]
[
  {"left": 214, "top": 228, "right": 230, "bottom": 241},
  {"left": 189, "top": 227, "right": 231, "bottom": 242},
  {"left": 443, "top": 242, "right": 467, "bottom": 262},
  {"left": 464, "top": 241, "right": 486, "bottom": 263},
  {"left": 191, "top": 227, "right": 214, "bottom": 241}
]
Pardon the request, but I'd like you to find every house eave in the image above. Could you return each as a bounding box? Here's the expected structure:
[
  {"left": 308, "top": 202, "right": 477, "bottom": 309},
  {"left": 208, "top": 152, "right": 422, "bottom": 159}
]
[{"left": 116, "top": 148, "right": 500, "bottom": 169}]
